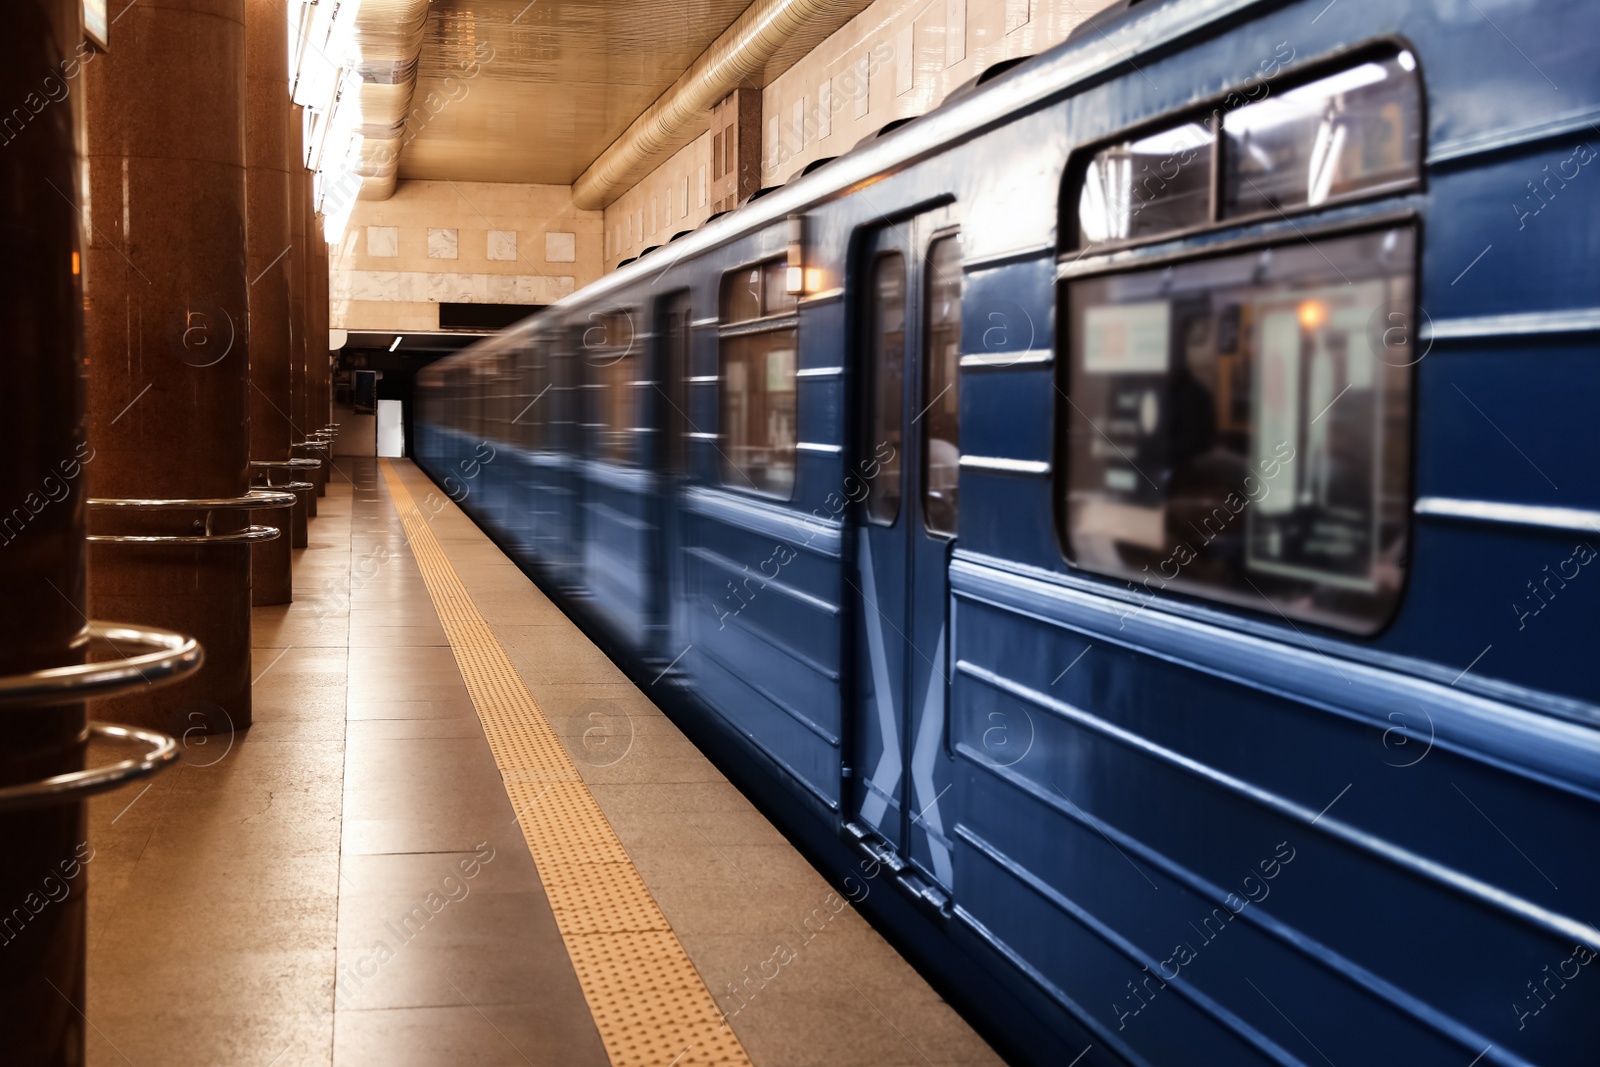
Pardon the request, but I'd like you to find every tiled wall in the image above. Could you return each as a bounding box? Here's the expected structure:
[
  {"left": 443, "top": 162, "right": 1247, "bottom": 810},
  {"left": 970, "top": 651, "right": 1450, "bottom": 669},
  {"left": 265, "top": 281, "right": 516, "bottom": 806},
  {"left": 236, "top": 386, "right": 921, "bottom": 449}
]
[
  {"left": 601, "top": 0, "right": 1118, "bottom": 270},
  {"left": 601, "top": 132, "right": 716, "bottom": 272},
  {"left": 331, "top": 180, "right": 603, "bottom": 332},
  {"left": 759, "top": 0, "right": 1118, "bottom": 186}
]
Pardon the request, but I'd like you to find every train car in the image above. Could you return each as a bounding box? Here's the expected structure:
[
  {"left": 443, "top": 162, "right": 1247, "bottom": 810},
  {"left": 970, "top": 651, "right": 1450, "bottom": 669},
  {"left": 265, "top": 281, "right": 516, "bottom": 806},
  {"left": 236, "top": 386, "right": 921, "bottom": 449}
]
[{"left": 416, "top": 0, "right": 1600, "bottom": 1062}]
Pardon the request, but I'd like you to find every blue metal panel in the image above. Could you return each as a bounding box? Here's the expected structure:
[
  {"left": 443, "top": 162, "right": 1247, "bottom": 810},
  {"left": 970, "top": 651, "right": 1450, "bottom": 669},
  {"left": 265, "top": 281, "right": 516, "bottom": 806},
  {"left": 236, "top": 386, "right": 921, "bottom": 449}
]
[{"left": 410, "top": 2, "right": 1600, "bottom": 1062}]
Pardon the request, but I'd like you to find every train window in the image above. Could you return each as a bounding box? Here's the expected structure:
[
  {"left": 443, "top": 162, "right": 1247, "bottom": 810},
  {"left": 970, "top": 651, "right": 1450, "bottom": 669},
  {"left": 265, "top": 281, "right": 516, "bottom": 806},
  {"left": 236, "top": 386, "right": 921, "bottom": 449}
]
[
  {"left": 1078, "top": 121, "right": 1213, "bottom": 246},
  {"left": 517, "top": 341, "right": 547, "bottom": 450},
  {"left": 866, "top": 252, "right": 907, "bottom": 524},
  {"left": 719, "top": 261, "right": 797, "bottom": 497},
  {"left": 1062, "top": 227, "right": 1414, "bottom": 633},
  {"left": 585, "top": 309, "right": 636, "bottom": 464},
  {"left": 763, "top": 260, "right": 798, "bottom": 316},
  {"left": 723, "top": 266, "right": 762, "bottom": 321},
  {"left": 661, "top": 292, "right": 692, "bottom": 476},
  {"left": 1223, "top": 53, "right": 1420, "bottom": 218},
  {"left": 1072, "top": 50, "right": 1420, "bottom": 249},
  {"left": 922, "top": 236, "right": 962, "bottom": 537},
  {"left": 491, "top": 355, "right": 515, "bottom": 445}
]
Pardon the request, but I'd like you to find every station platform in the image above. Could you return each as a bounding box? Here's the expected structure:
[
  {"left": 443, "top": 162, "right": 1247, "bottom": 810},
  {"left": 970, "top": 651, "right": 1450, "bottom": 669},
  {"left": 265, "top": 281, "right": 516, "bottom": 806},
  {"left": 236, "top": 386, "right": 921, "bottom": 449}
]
[{"left": 81, "top": 457, "right": 1003, "bottom": 1067}]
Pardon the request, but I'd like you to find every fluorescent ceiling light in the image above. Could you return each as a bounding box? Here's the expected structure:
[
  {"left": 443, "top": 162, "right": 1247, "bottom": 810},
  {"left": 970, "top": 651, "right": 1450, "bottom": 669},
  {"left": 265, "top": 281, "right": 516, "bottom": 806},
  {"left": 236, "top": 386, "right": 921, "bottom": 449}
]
[{"left": 389, "top": 335, "right": 403, "bottom": 352}]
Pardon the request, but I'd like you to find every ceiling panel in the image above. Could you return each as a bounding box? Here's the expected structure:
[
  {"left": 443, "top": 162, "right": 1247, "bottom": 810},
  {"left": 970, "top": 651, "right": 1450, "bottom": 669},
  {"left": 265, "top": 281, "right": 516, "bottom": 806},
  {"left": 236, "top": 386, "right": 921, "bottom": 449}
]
[{"left": 400, "top": 0, "right": 757, "bottom": 185}]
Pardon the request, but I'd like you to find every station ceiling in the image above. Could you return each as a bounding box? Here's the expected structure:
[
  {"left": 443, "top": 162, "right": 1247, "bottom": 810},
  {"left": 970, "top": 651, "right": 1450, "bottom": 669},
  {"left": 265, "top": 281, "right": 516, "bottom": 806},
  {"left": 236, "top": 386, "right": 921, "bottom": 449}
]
[{"left": 399, "top": 0, "right": 758, "bottom": 186}]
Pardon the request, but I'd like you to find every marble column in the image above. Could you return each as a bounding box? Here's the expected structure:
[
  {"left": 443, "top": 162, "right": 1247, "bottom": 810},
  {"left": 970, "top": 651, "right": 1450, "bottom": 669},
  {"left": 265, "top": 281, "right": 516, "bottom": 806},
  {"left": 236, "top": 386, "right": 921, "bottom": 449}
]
[
  {"left": 245, "top": 0, "right": 295, "bottom": 605},
  {"left": 301, "top": 169, "right": 328, "bottom": 496},
  {"left": 315, "top": 218, "right": 332, "bottom": 436},
  {"left": 1, "top": 2, "right": 95, "bottom": 1061},
  {"left": 83, "top": 0, "right": 253, "bottom": 735},
  {"left": 286, "top": 106, "right": 316, "bottom": 520}
]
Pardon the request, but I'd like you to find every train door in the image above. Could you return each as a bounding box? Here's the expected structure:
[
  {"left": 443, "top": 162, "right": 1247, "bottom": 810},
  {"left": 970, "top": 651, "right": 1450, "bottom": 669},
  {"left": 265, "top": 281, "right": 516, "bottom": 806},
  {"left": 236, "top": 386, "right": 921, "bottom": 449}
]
[
  {"left": 850, "top": 209, "right": 962, "bottom": 904},
  {"left": 653, "top": 290, "right": 693, "bottom": 662}
]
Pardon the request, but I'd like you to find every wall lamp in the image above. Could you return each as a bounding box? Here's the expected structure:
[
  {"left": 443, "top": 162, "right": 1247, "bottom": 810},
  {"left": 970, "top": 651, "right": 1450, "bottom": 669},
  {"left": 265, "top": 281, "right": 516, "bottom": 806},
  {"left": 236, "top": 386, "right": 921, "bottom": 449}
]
[{"left": 785, "top": 215, "right": 805, "bottom": 295}]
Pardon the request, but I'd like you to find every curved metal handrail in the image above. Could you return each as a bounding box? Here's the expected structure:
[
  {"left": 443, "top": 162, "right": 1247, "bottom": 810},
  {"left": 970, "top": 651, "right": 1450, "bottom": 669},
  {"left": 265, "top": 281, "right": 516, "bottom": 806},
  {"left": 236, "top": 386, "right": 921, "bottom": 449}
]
[
  {"left": 0, "top": 723, "right": 179, "bottom": 811},
  {"left": 88, "top": 524, "right": 280, "bottom": 546},
  {"left": 88, "top": 490, "right": 297, "bottom": 511},
  {"left": 0, "top": 622, "right": 203, "bottom": 709},
  {"left": 251, "top": 459, "right": 320, "bottom": 471},
  {"left": 254, "top": 481, "right": 313, "bottom": 493}
]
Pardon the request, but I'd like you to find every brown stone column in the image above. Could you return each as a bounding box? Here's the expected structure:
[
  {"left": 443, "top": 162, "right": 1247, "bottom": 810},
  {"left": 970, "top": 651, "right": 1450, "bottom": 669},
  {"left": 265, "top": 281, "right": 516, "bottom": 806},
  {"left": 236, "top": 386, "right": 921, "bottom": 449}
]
[
  {"left": 83, "top": 0, "right": 254, "bottom": 736},
  {"left": 709, "top": 88, "right": 762, "bottom": 213},
  {"left": 245, "top": 0, "right": 294, "bottom": 605},
  {"left": 286, "top": 113, "right": 318, "bottom": 514},
  {"left": 301, "top": 170, "right": 328, "bottom": 497},
  {"left": 313, "top": 215, "right": 336, "bottom": 483},
  {"left": 0, "top": 4, "right": 91, "bottom": 1060},
  {"left": 314, "top": 220, "right": 331, "bottom": 432}
]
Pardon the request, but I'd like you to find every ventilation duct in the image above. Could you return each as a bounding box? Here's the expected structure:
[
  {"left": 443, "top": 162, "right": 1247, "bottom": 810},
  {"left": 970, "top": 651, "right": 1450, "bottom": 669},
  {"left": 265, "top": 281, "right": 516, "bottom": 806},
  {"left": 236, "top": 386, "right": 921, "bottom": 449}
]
[
  {"left": 346, "top": 0, "right": 431, "bottom": 199},
  {"left": 294, "top": 0, "right": 429, "bottom": 212},
  {"left": 572, "top": 0, "right": 870, "bottom": 210}
]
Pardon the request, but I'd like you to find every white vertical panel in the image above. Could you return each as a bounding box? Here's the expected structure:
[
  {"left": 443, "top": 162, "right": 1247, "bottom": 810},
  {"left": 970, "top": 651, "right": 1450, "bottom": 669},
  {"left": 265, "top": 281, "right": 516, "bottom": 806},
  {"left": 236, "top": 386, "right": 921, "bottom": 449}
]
[
  {"left": 818, "top": 79, "right": 832, "bottom": 140},
  {"left": 1005, "top": 0, "right": 1030, "bottom": 33},
  {"left": 895, "top": 24, "right": 914, "bottom": 95},
  {"left": 376, "top": 399, "right": 404, "bottom": 458},
  {"left": 792, "top": 96, "right": 807, "bottom": 152},
  {"left": 697, "top": 164, "right": 707, "bottom": 207},
  {"left": 854, "top": 52, "right": 871, "bottom": 119},
  {"left": 946, "top": 0, "right": 966, "bottom": 67}
]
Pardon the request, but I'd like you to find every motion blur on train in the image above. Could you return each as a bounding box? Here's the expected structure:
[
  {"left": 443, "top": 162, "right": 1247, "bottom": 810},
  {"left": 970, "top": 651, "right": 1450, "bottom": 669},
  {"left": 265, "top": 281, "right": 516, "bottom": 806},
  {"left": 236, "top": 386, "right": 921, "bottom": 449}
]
[{"left": 415, "top": 0, "right": 1600, "bottom": 1062}]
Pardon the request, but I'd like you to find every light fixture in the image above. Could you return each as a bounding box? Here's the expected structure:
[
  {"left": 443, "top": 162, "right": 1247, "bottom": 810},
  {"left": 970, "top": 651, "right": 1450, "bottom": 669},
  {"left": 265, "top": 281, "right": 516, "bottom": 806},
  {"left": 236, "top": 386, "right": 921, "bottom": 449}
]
[
  {"left": 785, "top": 215, "right": 805, "bottom": 295},
  {"left": 389, "top": 335, "right": 403, "bottom": 352}
]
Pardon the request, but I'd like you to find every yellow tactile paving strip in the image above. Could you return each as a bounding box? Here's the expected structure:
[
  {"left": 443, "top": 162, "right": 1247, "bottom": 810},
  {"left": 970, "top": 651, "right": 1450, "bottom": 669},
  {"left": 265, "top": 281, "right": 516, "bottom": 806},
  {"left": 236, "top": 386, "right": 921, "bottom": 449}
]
[{"left": 380, "top": 460, "right": 752, "bottom": 1067}]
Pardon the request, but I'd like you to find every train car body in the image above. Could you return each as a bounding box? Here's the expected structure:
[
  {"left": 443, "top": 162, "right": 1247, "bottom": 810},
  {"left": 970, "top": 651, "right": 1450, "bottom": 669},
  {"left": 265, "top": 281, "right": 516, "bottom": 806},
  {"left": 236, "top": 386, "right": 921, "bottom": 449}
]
[{"left": 416, "top": 0, "right": 1600, "bottom": 1062}]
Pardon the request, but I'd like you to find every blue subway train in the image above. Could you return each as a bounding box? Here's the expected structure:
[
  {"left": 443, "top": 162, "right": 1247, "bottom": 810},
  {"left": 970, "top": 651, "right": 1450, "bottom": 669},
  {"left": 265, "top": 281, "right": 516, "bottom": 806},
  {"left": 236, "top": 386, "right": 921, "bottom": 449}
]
[{"left": 415, "top": 0, "right": 1600, "bottom": 1062}]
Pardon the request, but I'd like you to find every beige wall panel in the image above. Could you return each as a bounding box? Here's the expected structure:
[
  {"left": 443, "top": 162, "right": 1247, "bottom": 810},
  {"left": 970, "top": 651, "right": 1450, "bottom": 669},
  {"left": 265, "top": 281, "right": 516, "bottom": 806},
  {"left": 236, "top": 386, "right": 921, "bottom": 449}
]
[
  {"left": 602, "top": 131, "right": 714, "bottom": 269},
  {"left": 328, "top": 180, "right": 602, "bottom": 330},
  {"left": 596, "top": 0, "right": 1118, "bottom": 273},
  {"left": 760, "top": 0, "right": 1119, "bottom": 186}
]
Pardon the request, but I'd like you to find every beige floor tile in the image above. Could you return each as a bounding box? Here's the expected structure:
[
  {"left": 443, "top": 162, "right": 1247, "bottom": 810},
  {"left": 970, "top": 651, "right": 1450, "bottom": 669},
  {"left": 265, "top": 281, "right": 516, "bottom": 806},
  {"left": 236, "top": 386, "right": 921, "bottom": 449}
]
[{"left": 80, "top": 458, "right": 999, "bottom": 1067}]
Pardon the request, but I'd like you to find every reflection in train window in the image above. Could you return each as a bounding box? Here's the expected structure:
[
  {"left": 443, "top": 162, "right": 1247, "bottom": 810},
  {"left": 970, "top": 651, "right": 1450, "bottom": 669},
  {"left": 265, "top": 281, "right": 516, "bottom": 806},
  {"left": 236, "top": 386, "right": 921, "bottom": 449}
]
[
  {"left": 661, "top": 292, "right": 693, "bottom": 476},
  {"left": 719, "top": 261, "right": 797, "bottom": 497},
  {"left": 867, "top": 252, "right": 906, "bottom": 524},
  {"left": 1223, "top": 52, "right": 1420, "bottom": 217},
  {"left": 1073, "top": 50, "right": 1420, "bottom": 248},
  {"left": 1079, "top": 121, "right": 1213, "bottom": 246},
  {"left": 1062, "top": 227, "right": 1414, "bottom": 633},
  {"left": 518, "top": 340, "right": 550, "bottom": 451},
  {"left": 923, "top": 236, "right": 962, "bottom": 537},
  {"left": 584, "top": 309, "right": 636, "bottom": 464}
]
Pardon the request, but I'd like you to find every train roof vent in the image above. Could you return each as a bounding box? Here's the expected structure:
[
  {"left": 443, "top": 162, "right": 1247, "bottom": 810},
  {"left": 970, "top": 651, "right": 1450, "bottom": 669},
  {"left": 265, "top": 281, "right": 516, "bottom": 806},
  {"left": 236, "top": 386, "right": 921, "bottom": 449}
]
[
  {"left": 741, "top": 185, "right": 783, "bottom": 207},
  {"left": 701, "top": 210, "right": 731, "bottom": 228},
  {"left": 669, "top": 229, "right": 694, "bottom": 242},
  {"left": 1064, "top": 0, "right": 1166, "bottom": 45},
  {"left": 940, "top": 54, "right": 1036, "bottom": 109},
  {"left": 639, "top": 244, "right": 662, "bottom": 258},
  {"left": 850, "top": 115, "right": 920, "bottom": 153},
  {"left": 615, "top": 256, "right": 636, "bottom": 269},
  {"left": 794, "top": 155, "right": 839, "bottom": 179}
]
